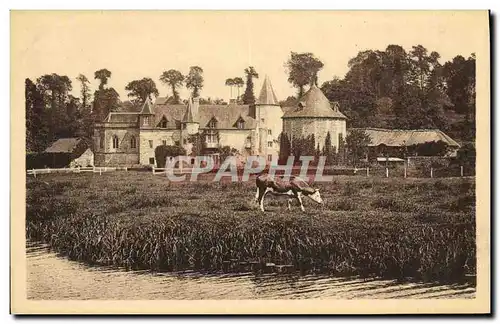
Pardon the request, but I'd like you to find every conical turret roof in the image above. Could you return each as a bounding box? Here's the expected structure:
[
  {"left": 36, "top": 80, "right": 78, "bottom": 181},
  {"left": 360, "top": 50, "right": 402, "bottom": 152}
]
[
  {"left": 182, "top": 97, "right": 198, "bottom": 123},
  {"left": 139, "top": 97, "right": 154, "bottom": 115},
  {"left": 282, "top": 84, "right": 347, "bottom": 119},
  {"left": 256, "top": 75, "right": 279, "bottom": 105}
]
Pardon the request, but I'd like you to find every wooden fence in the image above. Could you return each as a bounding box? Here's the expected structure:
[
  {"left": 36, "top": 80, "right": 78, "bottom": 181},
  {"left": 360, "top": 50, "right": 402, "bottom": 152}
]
[
  {"left": 151, "top": 165, "right": 474, "bottom": 179},
  {"left": 26, "top": 166, "right": 128, "bottom": 177}
]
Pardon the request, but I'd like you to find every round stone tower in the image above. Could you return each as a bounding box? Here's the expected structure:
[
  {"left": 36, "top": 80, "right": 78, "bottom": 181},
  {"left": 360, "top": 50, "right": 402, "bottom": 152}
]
[
  {"left": 282, "top": 84, "right": 347, "bottom": 151},
  {"left": 255, "top": 75, "right": 283, "bottom": 160}
]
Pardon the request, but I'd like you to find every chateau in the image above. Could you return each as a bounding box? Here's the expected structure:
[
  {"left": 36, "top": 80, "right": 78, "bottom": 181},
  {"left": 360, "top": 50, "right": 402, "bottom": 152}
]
[{"left": 93, "top": 76, "right": 348, "bottom": 167}]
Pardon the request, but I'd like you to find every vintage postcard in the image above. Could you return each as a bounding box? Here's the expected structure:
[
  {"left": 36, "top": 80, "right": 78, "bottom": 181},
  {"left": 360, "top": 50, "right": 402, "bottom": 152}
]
[{"left": 10, "top": 10, "right": 490, "bottom": 314}]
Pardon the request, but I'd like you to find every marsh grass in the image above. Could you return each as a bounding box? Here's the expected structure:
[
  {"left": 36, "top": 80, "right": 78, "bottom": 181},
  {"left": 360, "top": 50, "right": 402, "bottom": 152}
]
[{"left": 26, "top": 172, "right": 476, "bottom": 283}]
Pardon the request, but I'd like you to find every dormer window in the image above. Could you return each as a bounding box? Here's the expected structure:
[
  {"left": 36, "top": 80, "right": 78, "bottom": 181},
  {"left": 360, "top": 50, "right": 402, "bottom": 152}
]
[
  {"left": 237, "top": 119, "right": 245, "bottom": 129},
  {"left": 298, "top": 101, "right": 306, "bottom": 110},
  {"left": 208, "top": 118, "right": 217, "bottom": 128},
  {"left": 143, "top": 116, "right": 149, "bottom": 126},
  {"left": 159, "top": 116, "right": 168, "bottom": 128}
]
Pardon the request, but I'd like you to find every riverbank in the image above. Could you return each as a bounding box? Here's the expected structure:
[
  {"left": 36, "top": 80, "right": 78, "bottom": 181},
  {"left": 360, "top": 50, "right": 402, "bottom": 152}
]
[
  {"left": 27, "top": 243, "right": 476, "bottom": 300},
  {"left": 26, "top": 172, "right": 476, "bottom": 283}
]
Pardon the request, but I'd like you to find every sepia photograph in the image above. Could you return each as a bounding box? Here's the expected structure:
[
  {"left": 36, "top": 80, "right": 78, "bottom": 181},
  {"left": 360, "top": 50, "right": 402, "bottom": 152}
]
[{"left": 10, "top": 10, "right": 490, "bottom": 315}]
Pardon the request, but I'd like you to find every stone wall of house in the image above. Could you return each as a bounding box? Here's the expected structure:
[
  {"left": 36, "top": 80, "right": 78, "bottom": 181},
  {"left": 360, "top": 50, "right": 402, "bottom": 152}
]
[
  {"left": 94, "top": 153, "right": 140, "bottom": 166},
  {"left": 138, "top": 129, "right": 181, "bottom": 166},
  {"left": 217, "top": 129, "right": 254, "bottom": 156},
  {"left": 93, "top": 126, "right": 140, "bottom": 166},
  {"left": 283, "top": 118, "right": 346, "bottom": 152}
]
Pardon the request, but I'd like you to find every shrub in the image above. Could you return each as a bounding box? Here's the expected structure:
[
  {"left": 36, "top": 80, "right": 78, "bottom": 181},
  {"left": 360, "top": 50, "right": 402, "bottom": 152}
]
[{"left": 154, "top": 145, "right": 187, "bottom": 168}]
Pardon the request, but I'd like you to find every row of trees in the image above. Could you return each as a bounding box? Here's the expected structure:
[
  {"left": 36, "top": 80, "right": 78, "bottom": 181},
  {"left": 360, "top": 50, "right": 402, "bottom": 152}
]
[{"left": 26, "top": 45, "right": 476, "bottom": 154}]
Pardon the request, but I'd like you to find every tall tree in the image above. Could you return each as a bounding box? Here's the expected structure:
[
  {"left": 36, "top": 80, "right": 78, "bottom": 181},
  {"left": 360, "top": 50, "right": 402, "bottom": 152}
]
[
  {"left": 225, "top": 78, "right": 235, "bottom": 99},
  {"left": 443, "top": 53, "right": 476, "bottom": 140},
  {"left": 125, "top": 77, "right": 159, "bottom": 104},
  {"left": 345, "top": 129, "right": 372, "bottom": 167},
  {"left": 278, "top": 132, "right": 291, "bottom": 165},
  {"left": 160, "top": 69, "right": 184, "bottom": 104},
  {"left": 25, "top": 78, "right": 49, "bottom": 151},
  {"left": 285, "top": 52, "right": 324, "bottom": 97},
  {"left": 75, "top": 73, "right": 94, "bottom": 140},
  {"left": 233, "top": 77, "right": 245, "bottom": 102},
  {"left": 76, "top": 74, "right": 91, "bottom": 110},
  {"left": 322, "top": 132, "right": 336, "bottom": 166},
  {"left": 92, "top": 69, "right": 120, "bottom": 121},
  {"left": 36, "top": 73, "right": 73, "bottom": 140},
  {"left": 242, "top": 66, "right": 259, "bottom": 104},
  {"left": 185, "top": 66, "right": 204, "bottom": 97},
  {"left": 94, "top": 69, "right": 112, "bottom": 90}
]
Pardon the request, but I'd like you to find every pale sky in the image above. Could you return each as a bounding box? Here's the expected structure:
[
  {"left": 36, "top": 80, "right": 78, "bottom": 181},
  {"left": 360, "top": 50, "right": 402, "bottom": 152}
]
[{"left": 12, "top": 10, "right": 487, "bottom": 103}]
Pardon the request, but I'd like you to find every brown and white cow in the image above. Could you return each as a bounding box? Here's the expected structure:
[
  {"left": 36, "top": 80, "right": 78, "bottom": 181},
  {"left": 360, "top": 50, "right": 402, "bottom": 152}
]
[{"left": 254, "top": 173, "right": 323, "bottom": 212}]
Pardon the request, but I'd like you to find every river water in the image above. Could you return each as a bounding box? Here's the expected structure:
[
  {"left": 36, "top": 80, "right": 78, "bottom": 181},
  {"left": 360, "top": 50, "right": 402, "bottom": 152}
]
[{"left": 27, "top": 244, "right": 476, "bottom": 300}]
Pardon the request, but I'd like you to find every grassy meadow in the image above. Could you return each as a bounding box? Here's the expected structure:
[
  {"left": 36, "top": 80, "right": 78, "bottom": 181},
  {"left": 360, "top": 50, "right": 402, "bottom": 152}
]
[{"left": 26, "top": 171, "right": 476, "bottom": 283}]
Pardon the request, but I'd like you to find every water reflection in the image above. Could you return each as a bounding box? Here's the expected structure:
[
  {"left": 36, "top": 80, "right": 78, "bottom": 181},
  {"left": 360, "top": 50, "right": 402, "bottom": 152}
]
[{"left": 26, "top": 243, "right": 476, "bottom": 300}]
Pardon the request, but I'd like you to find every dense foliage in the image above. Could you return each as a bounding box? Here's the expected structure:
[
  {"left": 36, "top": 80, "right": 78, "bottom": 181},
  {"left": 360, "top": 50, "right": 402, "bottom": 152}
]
[{"left": 318, "top": 46, "right": 475, "bottom": 142}]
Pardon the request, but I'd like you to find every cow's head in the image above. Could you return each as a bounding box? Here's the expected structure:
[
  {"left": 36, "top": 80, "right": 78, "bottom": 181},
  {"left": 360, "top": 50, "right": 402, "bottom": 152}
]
[{"left": 307, "top": 189, "right": 323, "bottom": 204}]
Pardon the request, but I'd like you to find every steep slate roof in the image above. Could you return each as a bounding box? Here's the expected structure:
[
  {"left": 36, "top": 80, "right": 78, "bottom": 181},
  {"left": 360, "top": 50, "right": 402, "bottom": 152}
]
[
  {"left": 350, "top": 128, "right": 461, "bottom": 148},
  {"left": 105, "top": 112, "right": 140, "bottom": 124},
  {"left": 182, "top": 98, "right": 197, "bottom": 123},
  {"left": 139, "top": 97, "right": 154, "bottom": 115},
  {"left": 44, "top": 138, "right": 83, "bottom": 153},
  {"left": 282, "top": 84, "right": 347, "bottom": 119},
  {"left": 153, "top": 97, "right": 257, "bottom": 130},
  {"left": 256, "top": 75, "right": 279, "bottom": 105}
]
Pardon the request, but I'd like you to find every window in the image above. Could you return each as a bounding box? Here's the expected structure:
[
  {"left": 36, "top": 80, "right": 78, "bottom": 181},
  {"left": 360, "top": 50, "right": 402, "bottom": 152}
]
[
  {"left": 237, "top": 119, "right": 245, "bottom": 129},
  {"left": 149, "top": 140, "right": 153, "bottom": 148},
  {"left": 261, "top": 118, "right": 265, "bottom": 123},
  {"left": 143, "top": 117, "right": 149, "bottom": 126},
  {"left": 267, "top": 141, "right": 273, "bottom": 148},
  {"left": 99, "top": 137, "right": 104, "bottom": 149},
  {"left": 268, "top": 154, "right": 273, "bottom": 162},
  {"left": 130, "top": 136, "right": 137, "bottom": 149},
  {"left": 175, "top": 141, "right": 180, "bottom": 146},
  {"left": 191, "top": 158, "right": 195, "bottom": 165},
  {"left": 206, "top": 130, "right": 217, "bottom": 143},
  {"left": 149, "top": 157, "right": 155, "bottom": 165},
  {"left": 268, "top": 129, "right": 272, "bottom": 135},
  {"left": 112, "top": 135, "right": 119, "bottom": 149},
  {"left": 162, "top": 140, "right": 167, "bottom": 146},
  {"left": 208, "top": 119, "right": 217, "bottom": 128}
]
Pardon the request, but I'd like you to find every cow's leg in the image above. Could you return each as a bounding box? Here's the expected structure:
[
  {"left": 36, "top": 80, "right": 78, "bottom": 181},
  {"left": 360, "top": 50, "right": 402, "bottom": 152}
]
[
  {"left": 287, "top": 198, "right": 293, "bottom": 210},
  {"left": 297, "top": 192, "right": 305, "bottom": 212},
  {"left": 254, "top": 187, "right": 260, "bottom": 204},
  {"left": 258, "top": 187, "right": 268, "bottom": 212}
]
